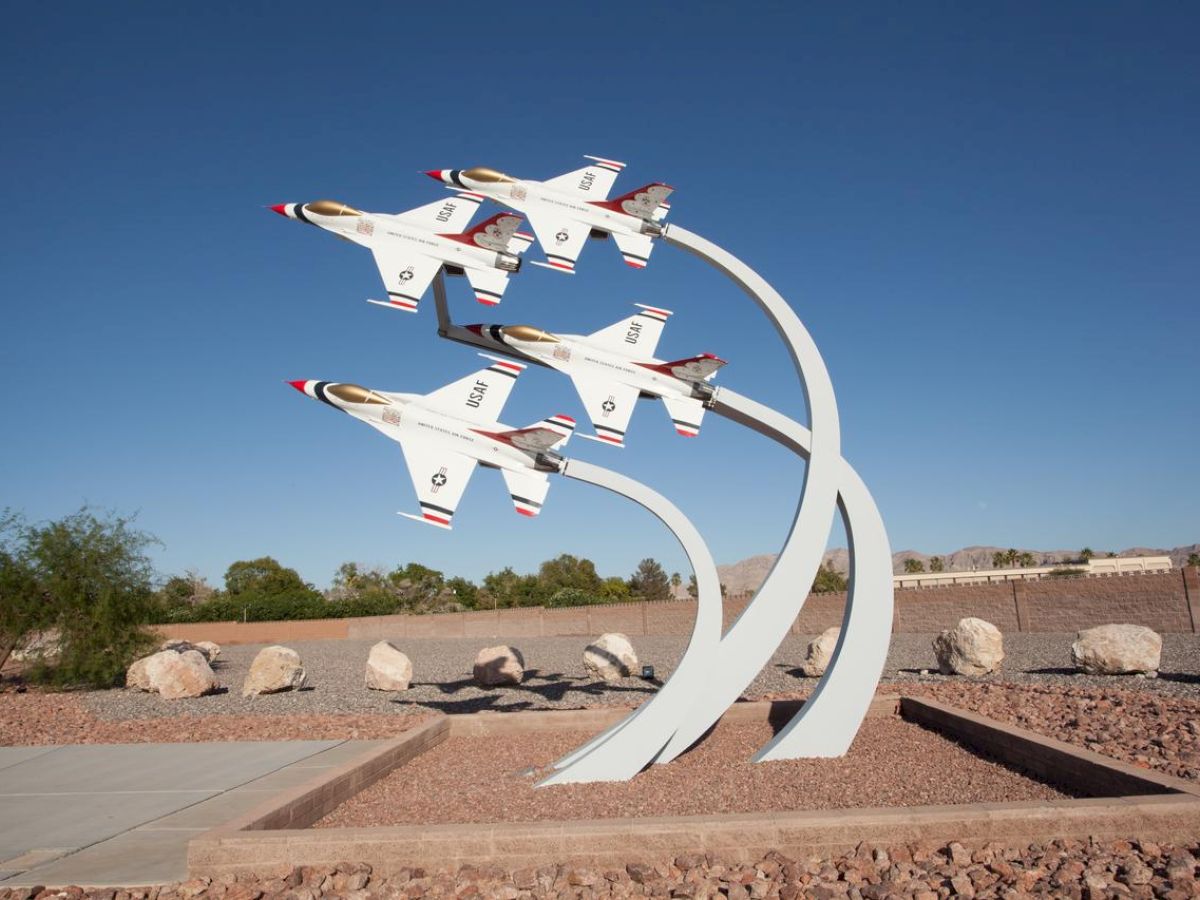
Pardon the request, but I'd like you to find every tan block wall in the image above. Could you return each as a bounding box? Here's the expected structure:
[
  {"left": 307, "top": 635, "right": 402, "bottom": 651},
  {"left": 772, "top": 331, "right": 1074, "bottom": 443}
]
[{"left": 156, "top": 569, "right": 1200, "bottom": 645}]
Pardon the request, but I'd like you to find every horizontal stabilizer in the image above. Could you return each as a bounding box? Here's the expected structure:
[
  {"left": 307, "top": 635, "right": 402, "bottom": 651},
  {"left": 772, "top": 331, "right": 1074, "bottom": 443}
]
[
  {"left": 501, "top": 468, "right": 551, "bottom": 518},
  {"left": 661, "top": 396, "right": 706, "bottom": 438},
  {"left": 398, "top": 511, "right": 452, "bottom": 530},
  {"left": 611, "top": 231, "right": 655, "bottom": 269},
  {"left": 367, "top": 298, "right": 419, "bottom": 313}
]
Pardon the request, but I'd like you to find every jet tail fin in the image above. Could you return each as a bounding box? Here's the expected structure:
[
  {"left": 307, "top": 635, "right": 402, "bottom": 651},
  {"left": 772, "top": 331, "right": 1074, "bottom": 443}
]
[
  {"left": 446, "top": 212, "right": 523, "bottom": 252},
  {"left": 600, "top": 183, "right": 674, "bottom": 220},
  {"left": 638, "top": 353, "right": 727, "bottom": 384}
]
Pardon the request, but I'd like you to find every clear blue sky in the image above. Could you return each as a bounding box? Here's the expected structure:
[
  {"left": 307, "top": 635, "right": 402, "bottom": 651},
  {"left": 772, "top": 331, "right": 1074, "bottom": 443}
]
[{"left": 2, "top": 3, "right": 1196, "bottom": 589}]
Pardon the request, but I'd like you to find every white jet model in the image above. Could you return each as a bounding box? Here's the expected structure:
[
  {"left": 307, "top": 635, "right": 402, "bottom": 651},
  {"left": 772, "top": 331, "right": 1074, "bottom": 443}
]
[
  {"left": 288, "top": 356, "right": 574, "bottom": 528},
  {"left": 271, "top": 195, "right": 533, "bottom": 311},
  {"left": 462, "top": 304, "right": 725, "bottom": 448},
  {"left": 425, "top": 157, "right": 672, "bottom": 274}
]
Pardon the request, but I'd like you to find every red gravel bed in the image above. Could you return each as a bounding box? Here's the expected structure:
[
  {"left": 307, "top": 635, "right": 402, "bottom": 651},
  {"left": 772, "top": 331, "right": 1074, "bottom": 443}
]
[
  {"left": 315, "top": 717, "right": 1072, "bottom": 828},
  {"left": 0, "top": 691, "right": 427, "bottom": 745},
  {"left": 905, "top": 681, "right": 1200, "bottom": 782}
]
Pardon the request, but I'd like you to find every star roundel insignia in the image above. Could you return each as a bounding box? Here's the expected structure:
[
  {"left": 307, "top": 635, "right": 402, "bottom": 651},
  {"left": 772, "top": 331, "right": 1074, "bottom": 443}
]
[
  {"left": 431, "top": 472, "right": 447, "bottom": 488},
  {"left": 555, "top": 230, "right": 569, "bottom": 244},
  {"left": 399, "top": 269, "right": 414, "bottom": 282},
  {"left": 601, "top": 399, "right": 616, "bottom": 413}
]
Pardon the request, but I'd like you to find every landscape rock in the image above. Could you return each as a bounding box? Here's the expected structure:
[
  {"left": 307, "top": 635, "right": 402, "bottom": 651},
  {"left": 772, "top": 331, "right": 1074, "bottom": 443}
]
[
  {"left": 194, "top": 640, "right": 221, "bottom": 662},
  {"left": 473, "top": 645, "right": 525, "bottom": 686},
  {"left": 800, "top": 627, "right": 841, "bottom": 677},
  {"left": 125, "top": 654, "right": 156, "bottom": 691},
  {"left": 582, "top": 633, "right": 638, "bottom": 682},
  {"left": 242, "top": 645, "right": 307, "bottom": 697},
  {"left": 933, "top": 617, "right": 1005, "bottom": 675},
  {"left": 1072, "top": 624, "right": 1162, "bottom": 675},
  {"left": 10, "top": 629, "right": 62, "bottom": 663},
  {"left": 145, "top": 649, "right": 218, "bottom": 700},
  {"left": 365, "top": 641, "right": 413, "bottom": 692},
  {"left": 160, "top": 638, "right": 198, "bottom": 654}
]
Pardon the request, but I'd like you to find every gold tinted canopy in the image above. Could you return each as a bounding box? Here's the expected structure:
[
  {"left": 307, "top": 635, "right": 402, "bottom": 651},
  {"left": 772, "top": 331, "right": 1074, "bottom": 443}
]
[
  {"left": 462, "top": 167, "right": 516, "bottom": 184},
  {"left": 327, "top": 383, "right": 391, "bottom": 405},
  {"left": 501, "top": 325, "right": 560, "bottom": 343},
  {"left": 304, "top": 200, "right": 362, "bottom": 217}
]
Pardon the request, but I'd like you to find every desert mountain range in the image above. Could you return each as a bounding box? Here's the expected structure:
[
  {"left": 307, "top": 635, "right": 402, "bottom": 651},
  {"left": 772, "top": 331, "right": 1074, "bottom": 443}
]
[{"left": 712, "top": 544, "right": 1200, "bottom": 596}]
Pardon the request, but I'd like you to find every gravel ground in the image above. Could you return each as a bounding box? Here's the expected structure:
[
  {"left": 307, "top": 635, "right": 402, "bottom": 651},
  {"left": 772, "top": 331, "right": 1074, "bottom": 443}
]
[
  {"left": 71, "top": 632, "right": 1200, "bottom": 723},
  {"left": 315, "top": 717, "right": 1072, "bottom": 828},
  {"left": 8, "top": 839, "right": 1200, "bottom": 898}
]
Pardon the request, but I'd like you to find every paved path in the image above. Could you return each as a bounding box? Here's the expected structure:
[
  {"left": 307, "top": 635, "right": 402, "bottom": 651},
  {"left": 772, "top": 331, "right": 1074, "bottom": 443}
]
[{"left": 0, "top": 739, "right": 385, "bottom": 888}]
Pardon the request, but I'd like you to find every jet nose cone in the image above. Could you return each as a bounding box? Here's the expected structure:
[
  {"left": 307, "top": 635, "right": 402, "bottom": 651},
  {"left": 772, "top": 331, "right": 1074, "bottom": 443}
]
[
  {"left": 270, "top": 204, "right": 290, "bottom": 217},
  {"left": 424, "top": 169, "right": 449, "bottom": 183},
  {"left": 287, "top": 380, "right": 308, "bottom": 393}
]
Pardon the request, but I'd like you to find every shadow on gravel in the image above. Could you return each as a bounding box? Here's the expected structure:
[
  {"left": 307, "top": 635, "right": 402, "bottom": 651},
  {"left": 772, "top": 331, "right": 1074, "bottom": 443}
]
[
  {"left": 1154, "top": 672, "right": 1200, "bottom": 685},
  {"left": 391, "top": 669, "right": 658, "bottom": 714},
  {"left": 1027, "top": 667, "right": 1082, "bottom": 676}
]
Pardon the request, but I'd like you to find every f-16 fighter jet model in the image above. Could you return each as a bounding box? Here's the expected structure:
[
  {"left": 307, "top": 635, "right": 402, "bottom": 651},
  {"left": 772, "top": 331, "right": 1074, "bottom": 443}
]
[
  {"left": 288, "top": 356, "right": 574, "bottom": 528},
  {"left": 270, "top": 195, "right": 533, "bottom": 311},
  {"left": 462, "top": 304, "right": 725, "bottom": 448},
  {"left": 425, "top": 157, "right": 672, "bottom": 274}
]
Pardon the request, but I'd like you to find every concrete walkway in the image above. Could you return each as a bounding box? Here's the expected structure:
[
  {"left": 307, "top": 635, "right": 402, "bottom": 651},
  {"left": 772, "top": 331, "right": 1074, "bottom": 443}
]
[{"left": 0, "top": 739, "right": 384, "bottom": 888}]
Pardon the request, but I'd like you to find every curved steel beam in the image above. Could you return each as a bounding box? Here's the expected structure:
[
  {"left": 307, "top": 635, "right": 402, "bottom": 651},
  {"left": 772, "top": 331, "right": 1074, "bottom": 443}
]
[{"left": 535, "top": 457, "right": 724, "bottom": 785}]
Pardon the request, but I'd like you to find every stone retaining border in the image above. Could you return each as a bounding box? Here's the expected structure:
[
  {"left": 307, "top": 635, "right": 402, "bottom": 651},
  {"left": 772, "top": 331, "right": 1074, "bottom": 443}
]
[{"left": 188, "top": 697, "right": 1200, "bottom": 877}]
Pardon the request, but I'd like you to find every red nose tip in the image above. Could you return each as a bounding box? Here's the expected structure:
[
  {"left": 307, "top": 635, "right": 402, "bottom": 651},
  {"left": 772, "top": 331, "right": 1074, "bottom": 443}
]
[
  {"left": 465, "top": 324, "right": 483, "bottom": 335},
  {"left": 424, "top": 170, "right": 445, "bottom": 182},
  {"left": 270, "top": 204, "right": 289, "bottom": 217},
  {"left": 287, "top": 380, "right": 307, "bottom": 393}
]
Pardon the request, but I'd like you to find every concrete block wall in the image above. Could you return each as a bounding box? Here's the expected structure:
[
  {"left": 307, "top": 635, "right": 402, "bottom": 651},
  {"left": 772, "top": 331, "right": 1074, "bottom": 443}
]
[{"left": 156, "top": 568, "right": 1200, "bottom": 645}]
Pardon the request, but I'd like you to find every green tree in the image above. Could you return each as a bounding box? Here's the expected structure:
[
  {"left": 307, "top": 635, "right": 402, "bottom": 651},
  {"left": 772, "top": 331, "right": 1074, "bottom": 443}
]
[
  {"left": 628, "top": 558, "right": 671, "bottom": 602},
  {"left": 12, "top": 508, "right": 159, "bottom": 687},
  {"left": 812, "top": 561, "right": 847, "bottom": 593},
  {"left": 686, "top": 573, "right": 698, "bottom": 600},
  {"left": 600, "top": 577, "right": 632, "bottom": 602},
  {"left": 670, "top": 572, "right": 682, "bottom": 594},
  {"left": 1080, "top": 547, "right": 1095, "bottom": 562},
  {"left": 991, "top": 551, "right": 1006, "bottom": 569},
  {"left": 445, "top": 576, "right": 479, "bottom": 609},
  {"left": 903, "top": 558, "right": 925, "bottom": 574},
  {"left": 1018, "top": 552, "right": 1036, "bottom": 568},
  {"left": 536, "top": 554, "right": 602, "bottom": 600},
  {"left": 1188, "top": 553, "right": 1200, "bottom": 569},
  {"left": 929, "top": 556, "right": 945, "bottom": 573},
  {"left": 0, "top": 512, "right": 49, "bottom": 671}
]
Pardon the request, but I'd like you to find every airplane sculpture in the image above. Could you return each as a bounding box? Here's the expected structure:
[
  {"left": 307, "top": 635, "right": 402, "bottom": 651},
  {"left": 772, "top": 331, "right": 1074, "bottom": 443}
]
[
  {"left": 288, "top": 356, "right": 574, "bottom": 528},
  {"left": 425, "top": 157, "right": 672, "bottom": 274},
  {"left": 271, "top": 196, "right": 534, "bottom": 311},
  {"left": 460, "top": 304, "right": 725, "bottom": 447}
]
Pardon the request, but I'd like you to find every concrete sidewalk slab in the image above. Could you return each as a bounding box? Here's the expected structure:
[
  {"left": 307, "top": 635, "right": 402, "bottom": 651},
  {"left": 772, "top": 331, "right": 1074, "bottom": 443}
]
[{"left": 0, "top": 739, "right": 379, "bottom": 888}]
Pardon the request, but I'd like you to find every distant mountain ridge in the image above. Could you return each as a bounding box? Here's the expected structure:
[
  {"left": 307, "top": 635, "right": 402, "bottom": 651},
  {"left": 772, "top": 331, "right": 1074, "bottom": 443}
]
[{"left": 712, "top": 544, "right": 1200, "bottom": 596}]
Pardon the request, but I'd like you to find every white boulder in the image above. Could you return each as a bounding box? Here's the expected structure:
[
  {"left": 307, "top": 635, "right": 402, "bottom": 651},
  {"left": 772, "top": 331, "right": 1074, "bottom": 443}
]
[
  {"left": 242, "top": 645, "right": 307, "bottom": 697},
  {"left": 365, "top": 641, "right": 413, "bottom": 692},
  {"left": 126, "top": 653, "right": 156, "bottom": 691},
  {"left": 473, "top": 645, "right": 525, "bottom": 686},
  {"left": 1072, "top": 624, "right": 1162, "bottom": 675},
  {"left": 933, "top": 617, "right": 1005, "bottom": 675},
  {"left": 194, "top": 640, "right": 221, "bottom": 662},
  {"left": 583, "top": 633, "right": 638, "bottom": 682},
  {"left": 800, "top": 627, "right": 841, "bottom": 677},
  {"left": 145, "top": 649, "right": 218, "bottom": 699}
]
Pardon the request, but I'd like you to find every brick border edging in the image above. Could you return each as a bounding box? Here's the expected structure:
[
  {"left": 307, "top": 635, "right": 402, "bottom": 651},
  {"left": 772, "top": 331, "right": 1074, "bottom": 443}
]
[{"left": 188, "top": 698, "right": 1200, "bottom": 877}]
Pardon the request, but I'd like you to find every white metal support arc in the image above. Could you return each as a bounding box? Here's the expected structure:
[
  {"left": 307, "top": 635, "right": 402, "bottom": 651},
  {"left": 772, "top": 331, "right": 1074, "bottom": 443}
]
[
  {"left": 709, "top": 388, "right": 893, "bottom": 760},
  {"left": 536, "top": 457, "right": 724, "bottom": 785},
  {"left": 651, "top": 225, "right": 846, "bottom": 762}
]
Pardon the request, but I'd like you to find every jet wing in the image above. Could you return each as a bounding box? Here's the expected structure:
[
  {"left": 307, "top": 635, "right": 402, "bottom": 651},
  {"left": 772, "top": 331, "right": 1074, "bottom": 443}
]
[
  {"left": 526, "top": 211, "right": 590, "bottom": 274},
  {"left": 367, "top": 245, "right": 441, "bottom": 313},
  {"left": 585, "top": 304, "right": 671, "bottom": 357},
  {"left": 542, "top": 156, "right": 626, "bottom": 201},
  {"left": 501, "top": 468, "right": 551, "bottom": 518},
  {"left": 419, "top": 355, "right": 525, "bottom": 425},
  {"left": 390, "top": 192, "right": 483, "bottom": 234},
  {"left": 570, "top": 375, "right": 640, "bottom": 447},
  {"left": 610, "top": 231, "right": 656, "bottom": 269},
  {"left": 397, "top": 440, "right": 477, "bottom": 530}
]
